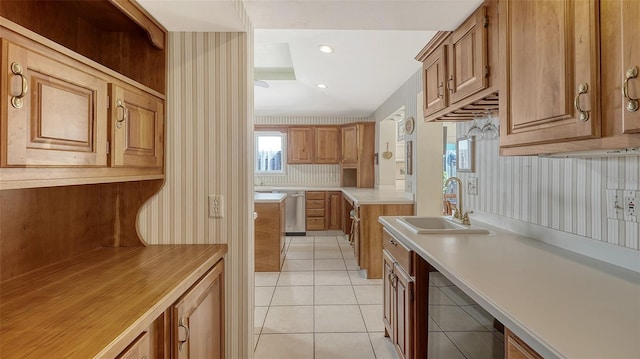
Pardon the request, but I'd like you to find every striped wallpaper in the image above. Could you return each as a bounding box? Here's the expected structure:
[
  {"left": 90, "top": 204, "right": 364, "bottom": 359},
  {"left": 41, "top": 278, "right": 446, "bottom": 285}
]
[
  {"left": 255, "top": 116, "right": 370, "bottom": 186},
  {"left": 137, "top": 29, "right": 255, "bottom": 358},
  {"left": 457, "top": 122, "right": 640, "bottom": 251}
]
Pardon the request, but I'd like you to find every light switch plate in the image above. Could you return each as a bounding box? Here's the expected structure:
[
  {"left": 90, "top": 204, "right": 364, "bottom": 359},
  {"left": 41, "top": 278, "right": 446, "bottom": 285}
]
[
  {"left": 467, "top": 177, "right": 478, "bottom": 196},
  {"left": 606, "top": 190, "right": 624, "bottom": 220}
]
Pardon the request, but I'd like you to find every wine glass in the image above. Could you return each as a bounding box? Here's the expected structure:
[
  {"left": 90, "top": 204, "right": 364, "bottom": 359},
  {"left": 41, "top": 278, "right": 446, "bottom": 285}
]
[
  {"left": 467, "top": 113, "right": 483, "bottom": 138},
  {"left": 481, "top": 110, "right": 499, "bottom": 140}
]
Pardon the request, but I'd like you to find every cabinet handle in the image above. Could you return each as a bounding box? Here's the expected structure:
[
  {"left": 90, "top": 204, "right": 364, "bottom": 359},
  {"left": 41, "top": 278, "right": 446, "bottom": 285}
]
[
  {"left": 623, "top": 66, "right": 639, "bottom": 112},
  {"left": 178, "top": 319, "right": 190, "bottom": 352},
  {"left": 573, "top": 83, "right": 590, "bottom": 122},
  {"left": 437, "top": 82, "right": 444, "bottom": 99},
  {"left": 391, "top": 273, "right": 398, "bottom": 288},
  {"left": 116, "top": 98, "right": 128, "bottom": 129},
  {"left": 447, "top": 75, "right": 454, "bottom": 93},
  {"left": 10, "top": 62, "right": 28, "bottom": 109},
  {"left": 389, "top": 238, "right": 397, "bottom": 246}
]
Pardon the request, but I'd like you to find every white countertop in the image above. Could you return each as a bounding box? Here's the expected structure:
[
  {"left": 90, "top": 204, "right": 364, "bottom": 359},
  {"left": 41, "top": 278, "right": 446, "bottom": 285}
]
[
  {"left": 254, "top": 193, "right": 287, "bottom": 203},
  {"left": 254, "top": 185, "right": 413, "bottom": 205},
  {"left": 379, "top": 216, "right": 640, "bottom": 359}
]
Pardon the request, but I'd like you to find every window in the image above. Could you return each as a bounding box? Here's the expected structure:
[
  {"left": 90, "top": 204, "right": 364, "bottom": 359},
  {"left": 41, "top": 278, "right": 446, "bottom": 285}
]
[{"left": 255, "top": 132, "right": 286, "bottom": 174}]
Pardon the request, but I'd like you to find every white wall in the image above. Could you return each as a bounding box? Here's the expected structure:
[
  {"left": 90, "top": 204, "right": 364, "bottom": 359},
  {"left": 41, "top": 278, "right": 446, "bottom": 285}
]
[
  {"left": 137, "top": 30, "right": 254, "bottom": 358},
  {"left": 457, "top": 122, "right": 640, "bottom": 251},
  {"left": 378, "top": 119, "right": 398, "bottom": 189}
]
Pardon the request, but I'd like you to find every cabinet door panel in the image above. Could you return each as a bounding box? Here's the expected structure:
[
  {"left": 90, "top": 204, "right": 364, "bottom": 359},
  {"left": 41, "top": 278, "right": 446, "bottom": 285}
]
[
  {"left": 449, "top": 6, "right": 488, "bottom": 104},
  {"left": 315, "top": 126, "right": 340, "bottom": 163},
  {"left": 423, "top": 46, "right": 448, "bottom": 116},
  {"left": 500, "top": 0, "right": 600, "bottom": 147},
  {"left": 394, "top": 264, "right": 414, "bottom": 359},
  {"left": 382, "top": 250, "right": 394, "bottom": 337},
  {"left": 341, "top": 125, "right": 358, "bottom": 165},
  {"left": 110, "top": 84, "right": 163, "bottom": 168},
  {"left": 173, "top": 260, "right": 224, "bottom": 359},
  {"left": 2, "top": 40, "right": 107, "bottom": 167},
  {"left": 288, "top": 127, "right": 314, "bottom": 164},
  {"left": 326, "top": 192, "right": 342, "bottom": 230},
  {"left": 622, "top": 0, "right": 640, "bottom": 133}
]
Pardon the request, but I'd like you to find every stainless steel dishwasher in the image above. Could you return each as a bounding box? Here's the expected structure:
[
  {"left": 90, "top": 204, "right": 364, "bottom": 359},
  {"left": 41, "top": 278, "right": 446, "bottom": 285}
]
[{"left": 273, "top": 190, "right": 306, "bottom": 235}]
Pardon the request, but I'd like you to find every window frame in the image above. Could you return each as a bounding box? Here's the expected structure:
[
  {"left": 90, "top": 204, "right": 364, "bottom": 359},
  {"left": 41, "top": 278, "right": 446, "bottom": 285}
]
[{"left": 254, "top": 131, "right": 287, "bottom": 175}]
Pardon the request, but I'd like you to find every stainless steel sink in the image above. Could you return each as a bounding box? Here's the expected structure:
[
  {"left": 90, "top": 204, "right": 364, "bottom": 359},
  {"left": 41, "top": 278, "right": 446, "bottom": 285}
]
[{"left": 396, "top": 217, "right": 490, "bottom": 234}]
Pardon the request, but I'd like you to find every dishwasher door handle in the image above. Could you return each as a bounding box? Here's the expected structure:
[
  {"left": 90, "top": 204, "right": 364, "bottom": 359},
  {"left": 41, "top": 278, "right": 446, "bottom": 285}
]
[{"left": 290, "top": 193, "right": 305, "bottom": 198}]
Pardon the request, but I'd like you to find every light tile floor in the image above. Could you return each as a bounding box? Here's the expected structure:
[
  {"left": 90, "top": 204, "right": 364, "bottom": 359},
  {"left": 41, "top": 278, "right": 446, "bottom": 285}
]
[{"left": 254, "top": 233, "right": 504, "bottom": 359}]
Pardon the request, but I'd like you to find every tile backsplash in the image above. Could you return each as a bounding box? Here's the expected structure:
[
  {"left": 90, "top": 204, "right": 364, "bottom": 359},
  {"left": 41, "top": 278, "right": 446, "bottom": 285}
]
[{"left": 457, "top": 123, "right": 640, "bottom": 251}]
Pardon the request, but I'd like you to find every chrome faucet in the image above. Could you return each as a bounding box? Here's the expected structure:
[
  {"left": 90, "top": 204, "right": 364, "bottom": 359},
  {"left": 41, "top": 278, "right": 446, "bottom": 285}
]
[{"left": 444, "top": 176, "right": 471, "bottom": 225}]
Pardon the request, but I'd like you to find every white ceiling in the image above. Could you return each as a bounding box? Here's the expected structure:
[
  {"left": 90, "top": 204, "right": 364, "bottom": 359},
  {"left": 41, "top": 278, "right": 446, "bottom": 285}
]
[{"left": 137, "top": 0, "right": 484, "bottom": 117}]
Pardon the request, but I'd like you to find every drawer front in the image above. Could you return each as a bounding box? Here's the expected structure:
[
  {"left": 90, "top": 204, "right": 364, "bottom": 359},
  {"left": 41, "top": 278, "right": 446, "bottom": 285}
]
[
  {"left": 306, "top": 191, "right": 325, "bottom": 200},
  {"left": 307, "top": 217, "right": 325, "bottom": 230},
  {"left": 383, "top": 229, "right": 413, "bottom": 275},
  {"left": 306, "top": 199, "right": 325, "bottom": 209},
  {"left": 307, "top": 208, "right": 325, "bottom": 217}
]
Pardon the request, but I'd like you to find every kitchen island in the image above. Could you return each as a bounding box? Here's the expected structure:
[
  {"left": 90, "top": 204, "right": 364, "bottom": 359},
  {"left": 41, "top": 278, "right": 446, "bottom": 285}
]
[
  {"left": 379, "top": 216, "right": 640, "bottom": 359},
  {"left": 254, "top": 193, "right": 287, "bottom": 271}
]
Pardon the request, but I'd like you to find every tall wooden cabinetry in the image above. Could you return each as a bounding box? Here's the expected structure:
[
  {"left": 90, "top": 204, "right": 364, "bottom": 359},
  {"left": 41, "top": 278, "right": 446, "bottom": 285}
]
[
  {"left": 173, "top": 259, "right": 225, "bottom": 359},
  {"left": 417, "top": 0, "right": 499, "bottom": 122},
  {"left": 500, "top": 0, "right": 640, "bottom": 155},
  {"left": 499, "top": 0, "right": 600, "bottom": 148},
  {"left": 341, "top": 123, "right": 374, "bottom": 188}
]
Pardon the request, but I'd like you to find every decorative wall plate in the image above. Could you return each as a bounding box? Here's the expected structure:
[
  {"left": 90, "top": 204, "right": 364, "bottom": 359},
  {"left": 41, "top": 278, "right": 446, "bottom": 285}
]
[{"left": 404, "top": 116, "right": 415, "bottom": 135}]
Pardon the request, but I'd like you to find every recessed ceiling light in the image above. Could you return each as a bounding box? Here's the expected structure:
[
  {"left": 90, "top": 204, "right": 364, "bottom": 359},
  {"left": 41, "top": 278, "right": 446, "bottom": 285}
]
[
  {"left": 319, "top": 45, "right": 334, "bottom": 54},
  {"left": 316, "top": 83, "right": 328, "bottom": 89}
]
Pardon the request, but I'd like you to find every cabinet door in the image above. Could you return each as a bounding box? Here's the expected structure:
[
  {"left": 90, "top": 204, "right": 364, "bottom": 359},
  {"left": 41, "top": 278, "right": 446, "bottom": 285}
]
[
  {"left": 448, "top": 6, "right": 488, "bottom": 104},
  {"left": 173, "top": 260, "right": 224, "bottom": 359},
  {"left": 505, "top": 328, "right": 543, "bottom": 359},
  {"left": 315, "top": 126, "right": 340, "bottom": 163},
  {"left": 423, "top": 45, "right": 448, "bottom": 117},
  {"left": 1, "top": 40, "right": 107, "bottom": 167},
  {"left": 325, "top": 191, "right": 342, "bottom": 230},
  {"left": 621, "top": 0, "right": 640, "bottom": 133},
  {"left": 110, "top": 84, "right": 164, "bottom": 168},
  {"left": 500, "top": 0, "right": 600, "bottom": 147},
  {"left": 393, "top": 263, "right": 414, "bottom": 359},
  {"left": 116, "top": 331, "right": 151, "bottom": 359},
  {"left": 382, "top": 250, "right": 395, "bottom": 337},
  {"left": 341, "top": 125, "right": 358, "bottom": 166},
  {"left": 288, "top": 127, "right": 314, "bottom": 164}
]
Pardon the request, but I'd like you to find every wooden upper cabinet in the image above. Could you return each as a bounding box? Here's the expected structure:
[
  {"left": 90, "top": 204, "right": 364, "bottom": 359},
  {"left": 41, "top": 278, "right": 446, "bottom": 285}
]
[
  {"left": 448, "top": 6, "right": 488, "bottom": 104},
  {"left": 423, "top": 44, "right": 449, "bottom": 117},
  {"left": 341, "top": 125, "right": 358, "bottom": 166},
  {"left": 1, "top": 40, "right": 107, "bottom": 167},
  {"left": 499, "top": 0, "right": 601, "bottom": 148},
  {"left": 288, "top": 127, "right": 314, "bottom": 164},
  {"left": 315, "top": 126, "right": 341, "bottom": 163},
  {"left": 621, "top": 0, "right": 640, "bottom": 133},
  {"left": 110, "top": 84, "right": 164, "bottom": 168},
  {"left": 173, "top": 259, "right": 225, "bottom": 359}
]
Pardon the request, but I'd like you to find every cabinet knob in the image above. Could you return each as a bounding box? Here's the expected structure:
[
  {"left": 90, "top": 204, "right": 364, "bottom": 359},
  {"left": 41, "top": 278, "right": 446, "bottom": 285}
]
[
  {"left": 623, "top": 66, "right": 639, "bottom": 112},
  {"left": 574, "top": 82, "right": 590, "bottom": 122},
  {"left": 10, "top": 62, "right": 28, "bottom": 109}
]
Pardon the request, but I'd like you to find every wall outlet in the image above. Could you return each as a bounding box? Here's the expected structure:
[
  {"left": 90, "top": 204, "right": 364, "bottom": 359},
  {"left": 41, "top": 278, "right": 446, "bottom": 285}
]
[
  {"left": 623, "top": 190, "right": 637, "bottom": 221},
  {"left": 209, "top": 195, "right": 224, "bottom": 218},
  {"left": 467, "top": 177, "right": 478, "bottom": 196}
]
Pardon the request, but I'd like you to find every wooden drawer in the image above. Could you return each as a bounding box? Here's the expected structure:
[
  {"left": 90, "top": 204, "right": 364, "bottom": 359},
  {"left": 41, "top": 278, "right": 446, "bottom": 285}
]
[
  {"left": 306, "top": 191, "right": 325, "bottom": 200},
  {"left": 306, "top": 199, "right": 325, "bottom": 209},
  {"left": 383, "top": 229, "right": 413, "bottom": 275},
  {"left": 307, "top": 217, "right": 325, "bottom": 230},
  {"left": 307, "top": 208, "right": 325, "bottom": 217}
]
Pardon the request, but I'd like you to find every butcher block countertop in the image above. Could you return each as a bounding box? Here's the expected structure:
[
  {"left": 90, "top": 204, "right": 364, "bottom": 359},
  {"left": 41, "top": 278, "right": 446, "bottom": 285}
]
[
  {"left": 379, "top": 216, "right": 640, "bottom": 359},
  {"left": 0, "top": 244, "right": 227, "bottom": 358}
]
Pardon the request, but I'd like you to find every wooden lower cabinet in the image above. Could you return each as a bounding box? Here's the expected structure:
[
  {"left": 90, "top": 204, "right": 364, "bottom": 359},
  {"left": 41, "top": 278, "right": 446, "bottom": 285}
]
[
  {"left": 172, "top": 259, "right": 225, "bottom": 359},
  {"left": 505, "top": 328, "right": 543, "bottom": 359},
  {"left": 117, "top": 331, "right": 151, "bottom": 359},
  {"left": 255, "top": 200, "right": 285, "bottom": 271},
  {"left": 326, "top": 191, "right": 342, "bottom": 230}
]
